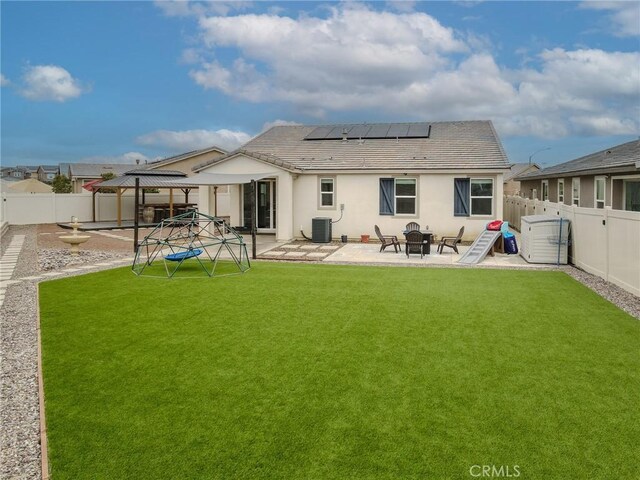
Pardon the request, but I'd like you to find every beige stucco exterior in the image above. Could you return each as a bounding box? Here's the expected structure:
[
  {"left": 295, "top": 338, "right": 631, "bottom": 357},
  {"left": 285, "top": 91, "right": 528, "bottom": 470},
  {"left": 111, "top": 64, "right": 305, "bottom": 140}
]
[
  {"left": 200, "top": 153, "right": 504, "bottom": 242},
  {"left": 148, "top": 149, "right": 225, "bottom": 176}
]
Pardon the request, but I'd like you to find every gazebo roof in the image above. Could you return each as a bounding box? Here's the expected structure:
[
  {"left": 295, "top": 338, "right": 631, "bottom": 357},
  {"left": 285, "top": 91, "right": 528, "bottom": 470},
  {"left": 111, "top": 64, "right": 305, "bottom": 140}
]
[{"left": 96, "top": 170, "right": 200, "bottom": 189}]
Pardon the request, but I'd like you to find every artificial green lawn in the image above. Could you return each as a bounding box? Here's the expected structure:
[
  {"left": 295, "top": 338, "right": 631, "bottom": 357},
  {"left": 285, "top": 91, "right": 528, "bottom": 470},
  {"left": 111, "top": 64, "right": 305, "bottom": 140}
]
[{"left": 39, "top": 263, "right": 639, "bottom": 479}]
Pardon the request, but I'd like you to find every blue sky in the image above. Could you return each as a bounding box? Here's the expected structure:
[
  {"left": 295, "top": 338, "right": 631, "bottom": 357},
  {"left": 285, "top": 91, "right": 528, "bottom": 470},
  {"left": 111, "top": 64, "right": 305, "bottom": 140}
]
[{"left": 1, "top": 1, "right": 639, "bottom": 168}]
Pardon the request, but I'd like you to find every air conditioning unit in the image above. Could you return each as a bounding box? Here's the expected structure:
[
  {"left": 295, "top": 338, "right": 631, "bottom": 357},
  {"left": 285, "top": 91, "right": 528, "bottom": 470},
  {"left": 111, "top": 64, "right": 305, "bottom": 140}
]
[{"left": 312, "top": 217, "right": 332, "bottom": 243}]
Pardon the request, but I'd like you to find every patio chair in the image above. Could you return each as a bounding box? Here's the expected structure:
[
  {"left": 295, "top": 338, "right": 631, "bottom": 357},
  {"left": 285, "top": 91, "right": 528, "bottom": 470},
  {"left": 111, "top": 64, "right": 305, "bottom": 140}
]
[
  {"left": 405, "top": 222, "right": 421, "bottom": 232},
  {"left": 405, "top": 230, "right": 425, "bottom": 258},
  {"left": 374, "top": 225, "right": 401, "bottom": 253},
  {"left": 437, "top": 226, "right": 465, "bottom": 254}
]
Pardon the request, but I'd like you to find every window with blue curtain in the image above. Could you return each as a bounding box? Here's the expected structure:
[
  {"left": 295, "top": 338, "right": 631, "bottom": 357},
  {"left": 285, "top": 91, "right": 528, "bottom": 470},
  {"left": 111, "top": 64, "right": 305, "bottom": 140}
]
[
  {"left": 454, "top": 178, "right": 470, "bottom": 216},
  {"left": 379, "top": 178, "right": 394, "bottom": 215}
]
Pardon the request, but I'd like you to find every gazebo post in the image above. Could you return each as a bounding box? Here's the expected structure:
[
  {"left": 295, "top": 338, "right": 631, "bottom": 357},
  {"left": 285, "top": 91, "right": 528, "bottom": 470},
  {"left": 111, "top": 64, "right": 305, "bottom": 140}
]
[
  {"left": 251, "top": 180, "right": 257, "bottom": 260},
  {"left": 214, "top": 186, "right": 218, "bottom": 216},
  {"left": 169, "top": 188, "right": 174, "bottom": 217},
  {"left": 134, "top": 177, "right": 140, "bottom": 253},
  {"left": 117, "top": 187, "right": 122, "bottom": 226}
]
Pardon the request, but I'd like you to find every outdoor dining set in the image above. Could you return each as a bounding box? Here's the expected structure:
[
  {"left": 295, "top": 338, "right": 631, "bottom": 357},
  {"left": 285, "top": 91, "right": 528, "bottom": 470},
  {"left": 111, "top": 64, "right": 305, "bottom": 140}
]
[{"left": 374, "top": 223, "right": 465, "bottom": 258}]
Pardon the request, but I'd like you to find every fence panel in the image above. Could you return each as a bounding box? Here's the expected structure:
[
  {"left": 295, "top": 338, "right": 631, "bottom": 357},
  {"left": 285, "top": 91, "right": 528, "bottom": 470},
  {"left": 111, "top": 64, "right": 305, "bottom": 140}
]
[{"left": 504, "top": 195, "right": 639, "bottom": 296}]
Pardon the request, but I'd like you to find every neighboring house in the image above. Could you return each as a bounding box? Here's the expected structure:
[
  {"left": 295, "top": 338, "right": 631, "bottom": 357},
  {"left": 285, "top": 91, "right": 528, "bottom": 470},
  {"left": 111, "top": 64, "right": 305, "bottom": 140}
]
[
  {"left": 1, "top": 167, "right": 28, "bottom": 180},
  {"left": 17, "top": 165, "right": 39, "bottom": 179},
  {"left": 192, "top": 121, "right": 510, "bottom": 242},
  {"left": 145, "top": 146, "right": 227, "bottom": 176},
  {"left": 516, "top": 140, "right": 640, "bottom": 211},
  {"left": 503, "top": 163, "right": 541, "bottom": 196},
  {"left": 66, "top": 163, "right": 138, "bottom": 193},
  {"left": 37, "top": 165, "right": 60, "bottom": 184}
]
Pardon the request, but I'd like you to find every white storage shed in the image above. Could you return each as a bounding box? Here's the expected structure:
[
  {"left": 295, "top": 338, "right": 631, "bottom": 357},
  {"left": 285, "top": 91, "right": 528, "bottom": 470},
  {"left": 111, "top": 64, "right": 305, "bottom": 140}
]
[{"left": 520, "top": 215, "right": 571, "bottom": 264}]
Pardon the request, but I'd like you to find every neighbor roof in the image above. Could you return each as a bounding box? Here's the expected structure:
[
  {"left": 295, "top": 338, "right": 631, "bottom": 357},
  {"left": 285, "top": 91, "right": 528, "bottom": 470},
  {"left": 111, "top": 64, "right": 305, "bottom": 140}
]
[
  {"left": 516, "top": 140, "right": 640, "bottom": 181},
  {"left": 194, "top": 121, "right": 509, "bottom": 172},
  {"left": 145, "top": 146, "right": 227, "bottom": 169},
  {"left": 504, "top": 163, "right": 541, "bottom": 182},
  {"left": 38, "top": 165, "right": 59, "bottom": 172},
  {"left": 68, "top": 163, "right": 139, "bottom": 178}
]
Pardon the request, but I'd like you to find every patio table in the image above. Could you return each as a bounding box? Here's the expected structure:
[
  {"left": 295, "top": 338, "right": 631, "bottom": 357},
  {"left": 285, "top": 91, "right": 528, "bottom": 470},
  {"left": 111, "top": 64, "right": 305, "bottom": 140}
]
[{"left": 402, "top": 230, "right": 434, "bottom": 255}]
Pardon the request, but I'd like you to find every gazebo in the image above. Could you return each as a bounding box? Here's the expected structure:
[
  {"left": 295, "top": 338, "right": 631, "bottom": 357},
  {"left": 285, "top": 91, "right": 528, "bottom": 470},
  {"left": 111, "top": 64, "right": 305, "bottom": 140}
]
[{"left": 92, "top": 169, "right": 200, "bottom": 226}]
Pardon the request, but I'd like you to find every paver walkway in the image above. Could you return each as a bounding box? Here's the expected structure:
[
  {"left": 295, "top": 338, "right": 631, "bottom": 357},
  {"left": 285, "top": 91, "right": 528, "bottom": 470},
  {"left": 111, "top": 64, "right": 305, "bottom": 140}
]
[{"left": 0, "top": 235, "right": 25, "bottom": 307}]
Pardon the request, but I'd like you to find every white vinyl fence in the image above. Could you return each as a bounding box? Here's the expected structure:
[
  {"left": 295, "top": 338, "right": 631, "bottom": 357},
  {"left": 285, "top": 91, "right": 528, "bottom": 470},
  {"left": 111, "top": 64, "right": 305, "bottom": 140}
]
[
  {"left": 1, "top": 191, "right": 200, "bottom": 225},
  {"left": 504, "top": 196, "right": 640, "bottom": 297}
]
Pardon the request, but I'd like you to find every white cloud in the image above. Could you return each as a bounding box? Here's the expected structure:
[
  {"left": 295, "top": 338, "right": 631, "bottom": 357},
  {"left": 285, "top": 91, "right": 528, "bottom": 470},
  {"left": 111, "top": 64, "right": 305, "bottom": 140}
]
[
  {"left": 19, "top": 65, "right": 86, "bottom": 102},
  {"left": 177, "top": 3, "right": 639, "bottom": 138},
  {"left": 261, "top": 119, "right": 302, "bottom": 132},
  {"left": 0, "top": 74, "right": 9, "bottom": 87},
  {"left": 155, "top": 0, "right": 252, "bottom": 17},
  {"left": 136, "top": 128, "right": 251, "bottom": 152},
  {"left": 79, "top": 151, "right": 153, "bottom": 164},
  {"left": 580, "top": 1, "right": 640, "bottom": 37}
]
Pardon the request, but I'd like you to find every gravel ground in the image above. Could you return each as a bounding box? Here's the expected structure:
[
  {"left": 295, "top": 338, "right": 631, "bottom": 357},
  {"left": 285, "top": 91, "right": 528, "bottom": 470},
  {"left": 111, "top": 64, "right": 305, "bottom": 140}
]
[{"left": 0, "top": 224, "right": 637, "bottom": 479}]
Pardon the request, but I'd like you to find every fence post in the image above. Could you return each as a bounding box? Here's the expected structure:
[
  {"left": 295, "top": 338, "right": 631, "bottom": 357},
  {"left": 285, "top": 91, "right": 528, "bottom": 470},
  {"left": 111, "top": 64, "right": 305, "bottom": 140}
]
[{"left": 604, "top": 207, "right": 610, "bottom": 282}]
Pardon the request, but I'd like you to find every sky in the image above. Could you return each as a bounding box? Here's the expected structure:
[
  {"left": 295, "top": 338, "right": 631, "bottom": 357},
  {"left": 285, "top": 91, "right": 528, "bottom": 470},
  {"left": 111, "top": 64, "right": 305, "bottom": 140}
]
[{"left": 1, "top": 0, "right": 639, "bottom": 168}]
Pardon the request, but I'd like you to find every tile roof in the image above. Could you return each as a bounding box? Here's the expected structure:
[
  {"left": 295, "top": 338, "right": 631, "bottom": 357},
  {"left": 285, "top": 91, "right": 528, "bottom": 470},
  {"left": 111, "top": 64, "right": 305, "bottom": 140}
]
[
  {"left": 194, "top": 121, "right": 509, "bottom": 172},
  {"left": 145, "top": 146, "right": 227, "bottom": 169},
  {"left": 504, "top": 163, "right": 541, "bottom": 182},
  {"left": 68, "top": 163, "right": 139, "bottom": 178},
  {"left": 516, "top": 140, "right": 640, "bottom": 180}
]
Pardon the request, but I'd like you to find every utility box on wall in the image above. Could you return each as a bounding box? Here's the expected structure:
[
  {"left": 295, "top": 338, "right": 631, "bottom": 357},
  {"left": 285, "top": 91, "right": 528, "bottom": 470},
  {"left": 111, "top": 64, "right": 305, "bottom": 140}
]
[
  {"left": 311, "top": 217, "right": 332, "bottom": 243},
  {"left": 520, "top": 215, "right": 571, "bottom": 264}
]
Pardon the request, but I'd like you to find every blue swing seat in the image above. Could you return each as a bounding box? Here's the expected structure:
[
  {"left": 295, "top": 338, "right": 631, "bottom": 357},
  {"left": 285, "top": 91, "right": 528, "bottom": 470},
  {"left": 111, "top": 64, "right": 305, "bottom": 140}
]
[{"left": 165, "top": 248, "right": 203, "bottom": 262}]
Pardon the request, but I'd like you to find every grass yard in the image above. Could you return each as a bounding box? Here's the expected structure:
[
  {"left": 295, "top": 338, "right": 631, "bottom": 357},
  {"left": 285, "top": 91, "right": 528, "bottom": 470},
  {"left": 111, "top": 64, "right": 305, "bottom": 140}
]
[{"left": 39, "top": 263, "right": 639, "bottom": 479}]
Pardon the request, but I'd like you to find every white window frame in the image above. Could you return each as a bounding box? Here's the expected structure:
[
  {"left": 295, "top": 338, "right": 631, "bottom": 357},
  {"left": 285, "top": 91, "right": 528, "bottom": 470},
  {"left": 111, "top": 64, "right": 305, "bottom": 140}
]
[
  {"left": 557, "top": 179, "right": 564, "bottom": 203},
  {"left": 318, "top": 177, "right": 335, "bottom": 209},
  {"left": 541, "top": 180, "right": 549, "bottom": 201},
  {"left": 394, "top": 177, "right": 417, "bottom": 216},
  {"left": 594, "top": 176, "right": 606, "bottom": 209},
  {"left": 470, "top": 178, "right": 494, "bottom": 216},
  {"left": 622, "top": 178, "right": 640, "bottom": 212},
  {"left": 572, "top": 178, "right": 580, "bottom": 206}
]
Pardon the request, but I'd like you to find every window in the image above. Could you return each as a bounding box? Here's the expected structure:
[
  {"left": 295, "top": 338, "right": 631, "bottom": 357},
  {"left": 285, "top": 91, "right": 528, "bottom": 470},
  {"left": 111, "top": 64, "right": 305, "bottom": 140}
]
[
  {"left": 572, "top": 178, "right": 580, "bottom": 206},
  {"left": 453, "top": 178, "right": 493, "bottom": 216},
  {"left": 541, "top": 180, "right": 549, "bottom": 201},
  {"left": 319, "top": 178, "right": 335, "bottom": 208},
  {"left": 395, "top": 178, "right": 417, "bottom": 215},
  {"left": 594, "top": 176, "right": 605, "bottom": 209},
  {"left": 623, "top": 180, "right": 640, "bottom": 212},
  {"left": 558, "top": 179, "right": 564, "bottom": 203},
  {"left": 379, "top": 178, "right": 417, "bottom": 215},
  {"left": 470, "top": 179, "right": 493, "bottom": 215}
]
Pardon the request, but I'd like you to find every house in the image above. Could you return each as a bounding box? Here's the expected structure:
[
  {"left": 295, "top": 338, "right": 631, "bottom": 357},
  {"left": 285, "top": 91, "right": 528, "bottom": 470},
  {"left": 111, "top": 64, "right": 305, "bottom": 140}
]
[
  {"left": 17, "top": 165, "right": 39, "bottom": 179},
  {"left": 503, "top": 163, "right": 541, "bottom": 196},
  {"left": 37, "top": 165, "right": 59, "bottom": 184},
  {"left": 192, "top": 121, "right": 510, "bottom": 242},
  {"left": 63, "top": 163, "right": 138, "bottom": 193},
  {"left": 1, "top": 166, "right": 28, "bottom": 180},
  {"left": 145, "top": 146, "right": 226, "bottom": 176},
  {"left": 516, "top": 140, "right": 640, "bottom": 211}
]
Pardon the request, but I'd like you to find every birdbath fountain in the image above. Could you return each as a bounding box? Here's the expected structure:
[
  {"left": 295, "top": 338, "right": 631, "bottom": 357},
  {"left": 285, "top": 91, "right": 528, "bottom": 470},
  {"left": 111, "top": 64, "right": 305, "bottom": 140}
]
[{"left": 59, "top": 217, "right": 91, "bottom": 255}]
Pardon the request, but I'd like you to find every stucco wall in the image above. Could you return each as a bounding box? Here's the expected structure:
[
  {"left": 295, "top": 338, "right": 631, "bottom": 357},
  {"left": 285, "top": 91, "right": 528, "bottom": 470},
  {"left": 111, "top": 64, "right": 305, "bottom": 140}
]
[
  {"left": 294, "top": 173, "right": 502, "bottom": 241},
  {"left": 199, "top": 154, "right": 503, "bottom": 241}
]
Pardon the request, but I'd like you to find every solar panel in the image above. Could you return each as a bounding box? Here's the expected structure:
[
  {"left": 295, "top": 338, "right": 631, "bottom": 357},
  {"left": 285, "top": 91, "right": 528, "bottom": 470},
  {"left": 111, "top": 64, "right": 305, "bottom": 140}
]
[
  {"left": 407, "top": 123, "right": 431, "bottom": 138},
  {"left": 365, "top": 124, "right": 391, "bottom": 138},
  {"left": 304, "top": 126, "right": 333, "bottom": 140},
  {"left": 323, "top": 125, "right": 352, "bottom": 139},
  {"left": 305, "top": 123, "right": 430, "bottom": 140},
  {"left": 387, "top": 124, "right": 410, "bottom": 138},
  {"left": 348, "top": 125, "right": 372, "bottom": 138}
]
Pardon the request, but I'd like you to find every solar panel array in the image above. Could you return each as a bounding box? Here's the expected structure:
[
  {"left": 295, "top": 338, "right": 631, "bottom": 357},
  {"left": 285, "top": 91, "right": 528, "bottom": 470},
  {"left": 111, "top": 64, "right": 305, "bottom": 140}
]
[{"left": 304, "top": 123, "right": 431, "bottom": 140}]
